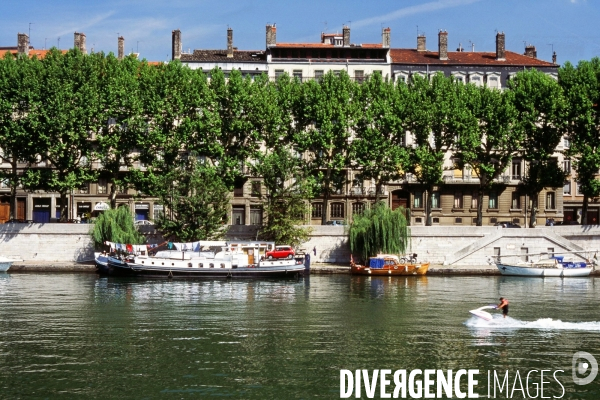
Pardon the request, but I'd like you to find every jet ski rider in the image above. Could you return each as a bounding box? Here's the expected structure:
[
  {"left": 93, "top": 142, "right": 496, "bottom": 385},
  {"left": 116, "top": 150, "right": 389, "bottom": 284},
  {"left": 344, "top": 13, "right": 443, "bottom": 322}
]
[{"left": 497, "top": 297, "right": 509, "bottom": 318}]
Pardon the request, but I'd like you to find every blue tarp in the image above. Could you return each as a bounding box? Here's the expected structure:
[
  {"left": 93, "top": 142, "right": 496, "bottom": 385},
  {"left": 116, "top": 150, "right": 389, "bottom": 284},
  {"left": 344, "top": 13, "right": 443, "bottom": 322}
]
[{"left": 369, "top": 258, "right": 385, "bottom": 269}]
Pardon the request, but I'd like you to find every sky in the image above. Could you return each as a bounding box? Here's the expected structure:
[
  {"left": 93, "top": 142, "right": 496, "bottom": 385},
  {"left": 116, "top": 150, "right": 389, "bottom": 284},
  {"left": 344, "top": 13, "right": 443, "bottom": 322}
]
[{"left": 2, "top": 0, "right": 600, "bottom": 65}]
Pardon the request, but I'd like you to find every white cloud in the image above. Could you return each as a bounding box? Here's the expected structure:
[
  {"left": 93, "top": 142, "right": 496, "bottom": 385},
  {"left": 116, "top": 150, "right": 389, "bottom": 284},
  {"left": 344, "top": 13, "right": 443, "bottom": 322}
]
[
  {"left": 55, "top": 11, "right": 116, "bottom": 37},
  {"left": 352, "top": 0, "right": 483, "bottom": 29}
]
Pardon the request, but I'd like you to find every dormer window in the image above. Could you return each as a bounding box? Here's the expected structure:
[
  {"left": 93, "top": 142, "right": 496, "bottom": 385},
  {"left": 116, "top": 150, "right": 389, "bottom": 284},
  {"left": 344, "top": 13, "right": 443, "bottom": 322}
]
[
  {"left": 487, "top": 73, "right": 501, "bottom": 89},
  {"left": 469, "top": 74, "right": 483, "bottom": 87}
]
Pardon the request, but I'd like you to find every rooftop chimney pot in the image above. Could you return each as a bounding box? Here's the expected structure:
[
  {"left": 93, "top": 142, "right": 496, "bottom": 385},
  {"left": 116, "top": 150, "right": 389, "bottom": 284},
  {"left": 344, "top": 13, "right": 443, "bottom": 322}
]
[
  {"left": 343, "top": 25, "right": 350, "bottom": 47},
  {"left": 227, "top": 28, "right": 233, "bottom": 58},
  {"left": 172, "top": 29, "right": 182, "bottom": 60},
  {"left": 438, "top": 30, "right": 448, "bottom": 60},
  {"left": 417, "top": 35, "right": 426, "bottom": 52},
  {"left": 118, "top": 36, "right": 124, "bottom": 60},
  {"left": 17, "top": 33, "right": 29, "bottom": 56}
]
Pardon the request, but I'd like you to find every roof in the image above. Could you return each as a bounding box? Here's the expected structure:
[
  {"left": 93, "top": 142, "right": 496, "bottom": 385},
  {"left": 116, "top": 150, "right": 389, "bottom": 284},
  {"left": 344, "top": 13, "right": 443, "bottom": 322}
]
[
  {"left": 390, "top": 49, "right": 556, "bottom": 67},
  {"left": 0, "top": 48, "right": 67, "bottom": 59},
  {"left": 181, "top": 49, "right": 266, "bottom": 63},
  {"left": 275, "top": 43, "right": 383, "bottom": 49}
]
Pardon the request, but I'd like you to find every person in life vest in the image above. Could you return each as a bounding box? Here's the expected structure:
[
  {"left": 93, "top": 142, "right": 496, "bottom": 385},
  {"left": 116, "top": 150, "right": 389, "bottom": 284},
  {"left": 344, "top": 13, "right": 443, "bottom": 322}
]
[{"left": 497, "top": 297, "right": 509, "bottom": 318}]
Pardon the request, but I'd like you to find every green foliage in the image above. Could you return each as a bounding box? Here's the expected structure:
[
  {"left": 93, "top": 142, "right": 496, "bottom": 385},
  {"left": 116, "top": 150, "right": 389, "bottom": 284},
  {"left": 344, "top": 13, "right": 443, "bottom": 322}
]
[
  {"left": 153, "top": 162, "right": 230, "bottom": 242},
  {"left": 91, "top": 206, "right": 145, "bottom": 247},
  {"left": 509, "top": 69, "right": 567, "bottom": 226},
  {"left": 560, "top": 58, "right": 600, "bottom": 224},
  {"left": 349, "top": 202, "right": 410, "bottom": 262}
]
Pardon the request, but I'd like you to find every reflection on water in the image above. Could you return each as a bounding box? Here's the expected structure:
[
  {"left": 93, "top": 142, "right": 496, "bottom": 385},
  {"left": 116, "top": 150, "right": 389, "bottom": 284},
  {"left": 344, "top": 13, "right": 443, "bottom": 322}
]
[{"left": 0, "top": 273, "right": 598, "bottom": 398}]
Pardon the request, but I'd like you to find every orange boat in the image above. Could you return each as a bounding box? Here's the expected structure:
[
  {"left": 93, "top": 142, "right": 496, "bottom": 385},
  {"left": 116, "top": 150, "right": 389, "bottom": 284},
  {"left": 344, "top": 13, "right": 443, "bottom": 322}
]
[{"left": 350, "top": 254, "right": 429, "bottom": 276}]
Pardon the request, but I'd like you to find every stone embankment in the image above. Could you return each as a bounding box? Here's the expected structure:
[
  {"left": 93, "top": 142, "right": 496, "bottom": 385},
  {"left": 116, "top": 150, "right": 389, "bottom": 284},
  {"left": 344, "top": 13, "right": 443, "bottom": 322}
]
[{"left": 1, "top": 223, "right": 599, "bottom": 275}]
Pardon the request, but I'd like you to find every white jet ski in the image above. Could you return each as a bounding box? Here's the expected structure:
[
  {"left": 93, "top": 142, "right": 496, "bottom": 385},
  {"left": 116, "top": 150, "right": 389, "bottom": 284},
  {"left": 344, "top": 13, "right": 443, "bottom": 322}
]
[{"left": 469, "top": 305, "right": 497, "bottom": 321}]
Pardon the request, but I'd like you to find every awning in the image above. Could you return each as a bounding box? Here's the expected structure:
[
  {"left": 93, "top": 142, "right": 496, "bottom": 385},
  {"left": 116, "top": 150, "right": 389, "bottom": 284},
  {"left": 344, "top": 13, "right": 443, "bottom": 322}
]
[{"left": 94, "top": 202, "right": 110, "bottom": 211}]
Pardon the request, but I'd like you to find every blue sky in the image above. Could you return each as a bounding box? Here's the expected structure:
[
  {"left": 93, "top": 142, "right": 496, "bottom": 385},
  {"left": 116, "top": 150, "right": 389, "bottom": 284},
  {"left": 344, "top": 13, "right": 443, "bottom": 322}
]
[{"left": 2, "top": 0, "right": 599, "bottom": 65}]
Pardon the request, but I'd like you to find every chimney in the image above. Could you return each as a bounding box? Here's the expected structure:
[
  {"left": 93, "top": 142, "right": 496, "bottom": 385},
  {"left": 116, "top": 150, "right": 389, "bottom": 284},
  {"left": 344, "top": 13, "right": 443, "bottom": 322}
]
[
  {"left": 438, "top": 30, "right": 448, "bottom": 60},
  {"left": 495, "top": 32, "right": 505, "bottom": 61},
  {"left": 417, "top": 35, "right": 426, "bottom": 52},
  {"left": 382, "top": 27, "right": 391, "bottom": 48},
  {"left": 172, "top": 29, "right": 182, "bottom": 60},
  {"left": 524, "top": 45, "right": 537, "bottom": 59},
  {"left": 74, "top": 32, "right": 87, "bottom": 54},
  {"left": 552, "top": 51, "right": 557, "bottom": 64},
  {"left": 118, "top": 36, "right": 124, "bottom": 60},
  {"left": 17, "top": 33, "right": 29, "bottom": 56},
  {"left": 343, "top": 25, "right": 350, "bottom": 47},
  {"left": 266, "top": 24, "right": 277, "bottom": 48},
  {"left": 227, "top": 28, "right": 233, "bottom": 58}
]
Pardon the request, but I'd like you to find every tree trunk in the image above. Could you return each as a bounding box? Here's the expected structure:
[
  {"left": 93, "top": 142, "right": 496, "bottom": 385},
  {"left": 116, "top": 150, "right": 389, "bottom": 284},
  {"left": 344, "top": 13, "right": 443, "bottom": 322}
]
[
  {"left": 476, "top": 188, "right": 484, "bottom": 226},
  {"left": 9, "top": 161, "right": 17, "bottom": 220},
  {"left": 529, "top": 193, "right": 538, "bottom": 228},
  {"left": 582, "top": 195, "right": 589, "bottom": 226},
  {"left": 60, "top": 191, "right": 68, "bottom": 222},
  {"left": 425, "top": 187, "right": 432, "bottom": 226},
  {"left": 109, "top": 178, "right": 118, "bottom": 209},
  {"left": 321, "top": 168, "right": 332, "bottom": 226}
]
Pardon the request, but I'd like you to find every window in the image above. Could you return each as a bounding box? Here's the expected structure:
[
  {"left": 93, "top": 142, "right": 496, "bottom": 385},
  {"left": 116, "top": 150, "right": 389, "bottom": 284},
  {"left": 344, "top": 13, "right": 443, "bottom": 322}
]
[
  {"left": 487, "top": 75, "right": 500, "bottom": 89},
  {"left": 471, "top": 192, "right": 478, "bottom": 209},
  {"left": 275, "top": 69, "right": 285, "bottom": 78},
  {"left": 250, "top": 207, "right": 262, "bottom": 225},
  {"left": 333, "top": 70, "right": 341, "bottom": 76},
  {"left": 432, "top": 217, "right": 440, "bottom": 224},
  {"left": 153, "top": 204, "right": 164, "bottom": 221},
  {"left": 563, "top": 138, "right": 570, "bottom": 148},
  {"left": 470, "top": 75, "right": 483, "bottom": 86},
  {"left": 564, "top": 181, "right": 571, "bottom": 195},
  {"left": 511, "top": 192, "right": 521, "bottom": 209},
  {"left": 413, "top": 191, "right": 423, "bottom": 208},
  {"left": 79, "top": 184, "right": 89, "bottom": 194},
  {"left": 455, "top": 217, "right": 463, "bottom": 224},
  {"left": 314, "top": 70, "right": 324, "bottom": 80},
  {"left": 415, "top": 217, "right": 422, "bottom": 223},
  {"left": 354, "top": 70, "right": 364, "bottom": 83},
  {"left": 251, "top": 181, "right": 261, "bottom": 197},
  {"left": 312, "top": 203, "right": 323, "bottom": 218},
  {"left": 577, "top": 182, "right": 582, "bottom": 195},
  {"left": 431, "top": 192, "right": 440, "bottom": 209},
  {"left": 454, "top": 192, "right": 463, "bottom": 209},
  {"left": 488, "top": 192, "right": 498, "bottom": 209},
  {"left": 490, "top": 217, "right": 498, "bottom": 224},
  {"left": 232, "top": 207, "right": 245, "bottom": 225},
  {"left": 293, "top": 70, "right": 302, "bottom": 81},
  {"left": 330, "top": 202, "right": 345, "bottom": 218},
  {"left": 98, "top": 179, "right": 108, "bottom": 194},
  {"left": 562, "top": 159, "right": 571, "bottom": 173},
  {"left": 546, "top": 192, "right": 556, "bottom": 210},
  {"left": 512, "top": 161, "right": 521, "bottom": 180},
  {"left": 233, "top": 182, "right": 243, "bottom": 197},
  {"left": 352, "top": 202, "right": 365, "bottom": 215}
]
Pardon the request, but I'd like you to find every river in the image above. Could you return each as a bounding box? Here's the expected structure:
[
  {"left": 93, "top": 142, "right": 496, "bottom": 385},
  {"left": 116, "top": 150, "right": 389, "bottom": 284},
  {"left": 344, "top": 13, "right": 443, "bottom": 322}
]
[{"left": 0, "top": 273, "right": 599, "bottom": 399}]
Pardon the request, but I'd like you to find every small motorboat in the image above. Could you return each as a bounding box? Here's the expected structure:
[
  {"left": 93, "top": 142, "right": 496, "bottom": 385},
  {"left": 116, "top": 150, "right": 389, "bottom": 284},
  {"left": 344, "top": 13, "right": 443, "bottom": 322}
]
[
  {"left": 496, "top": 255, "right": 592, "bottom": 277},
  {"left": 351, "top": 254, "right": 429, "bottom": 276},
  {"left": 0, "top": 256, "right": 18, "bottom": 272},
  {"left": 469, "top": 305, "right": 497, "bottom": 321}
]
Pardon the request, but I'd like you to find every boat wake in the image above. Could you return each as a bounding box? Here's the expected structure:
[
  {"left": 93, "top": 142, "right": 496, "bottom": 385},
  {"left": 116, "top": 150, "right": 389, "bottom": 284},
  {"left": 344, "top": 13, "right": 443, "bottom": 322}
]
[{"left": 465, "top": 315, "right": 600, "bottom": 331}]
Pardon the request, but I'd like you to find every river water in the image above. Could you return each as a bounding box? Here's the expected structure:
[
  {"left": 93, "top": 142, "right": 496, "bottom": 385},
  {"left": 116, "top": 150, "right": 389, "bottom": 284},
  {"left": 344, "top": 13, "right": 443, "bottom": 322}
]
[{"left": 0, "top": 273, "right": 599, "bottom": 399}]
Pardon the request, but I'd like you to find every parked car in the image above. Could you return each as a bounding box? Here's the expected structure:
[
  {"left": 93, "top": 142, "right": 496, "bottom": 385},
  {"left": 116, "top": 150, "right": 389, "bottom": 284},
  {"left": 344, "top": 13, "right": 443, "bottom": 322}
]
[
  {"left": 324, "top": 220, "right": 346, "bottom": 226},
  {"left": 135, "top": 220, "right": 154, "bottom": 225},
  {"left": 494, "top": 221, "right": 521, "bottom": 228},
  {"left": 266, "top": 245, "right": 295, "bottom": 260}
]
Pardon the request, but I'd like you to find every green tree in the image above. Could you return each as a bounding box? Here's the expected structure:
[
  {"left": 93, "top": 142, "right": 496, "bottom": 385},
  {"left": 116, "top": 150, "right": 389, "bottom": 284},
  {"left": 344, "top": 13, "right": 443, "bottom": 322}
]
[
  {"left": 28, "top": 49, "right": 103, "bottom": 221},
  {"left": 348, "top": 202, "right": 410, "bottom": 262},
  {"left": 295, "top": 71, "right": 356, "bottom": 225},
  {"left": 454, "top": 85, "right": 523, "bottom": 226},
  {"left": 248, "top": 74, "right": 313, "bottom": 246},
  {"left": 560, "top": 58, "right": 600, "bottom": 225},
  {"left": 406, "top": 73, "right": 473, "bottom": 225},
  {"left": 509, "top": 69, "right": 567, "bottom": 227},
  {"left": 154, "top": 162, "right": 230, "bottom": 242},
  {"left": 0, "top": 52, "right": 41, "bottom": 220},
  {"left": 91, "top": 205, "right": 145, "bottom": 247},
  {"left": 351, "top": 73, "right": 410, "bottom": 202},
  {"left": 95, "top": 53, "right": 144, "bottom": 209}
]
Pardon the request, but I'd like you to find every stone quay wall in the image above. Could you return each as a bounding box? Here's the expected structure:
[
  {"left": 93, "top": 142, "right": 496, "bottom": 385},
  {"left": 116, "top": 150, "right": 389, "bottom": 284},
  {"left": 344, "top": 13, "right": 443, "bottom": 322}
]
[{"left": 1, "top": 223, "right": 599, "bottom": 267}]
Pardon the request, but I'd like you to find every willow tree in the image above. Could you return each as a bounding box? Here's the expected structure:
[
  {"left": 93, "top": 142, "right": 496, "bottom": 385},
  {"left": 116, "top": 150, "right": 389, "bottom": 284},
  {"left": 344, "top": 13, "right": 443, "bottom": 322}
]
[
  {"left": 91, "top": 205, "right": 145, "bottom": 247},
  {"left": 348, "top": 202, "right": 410, "bottom": 262}
]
